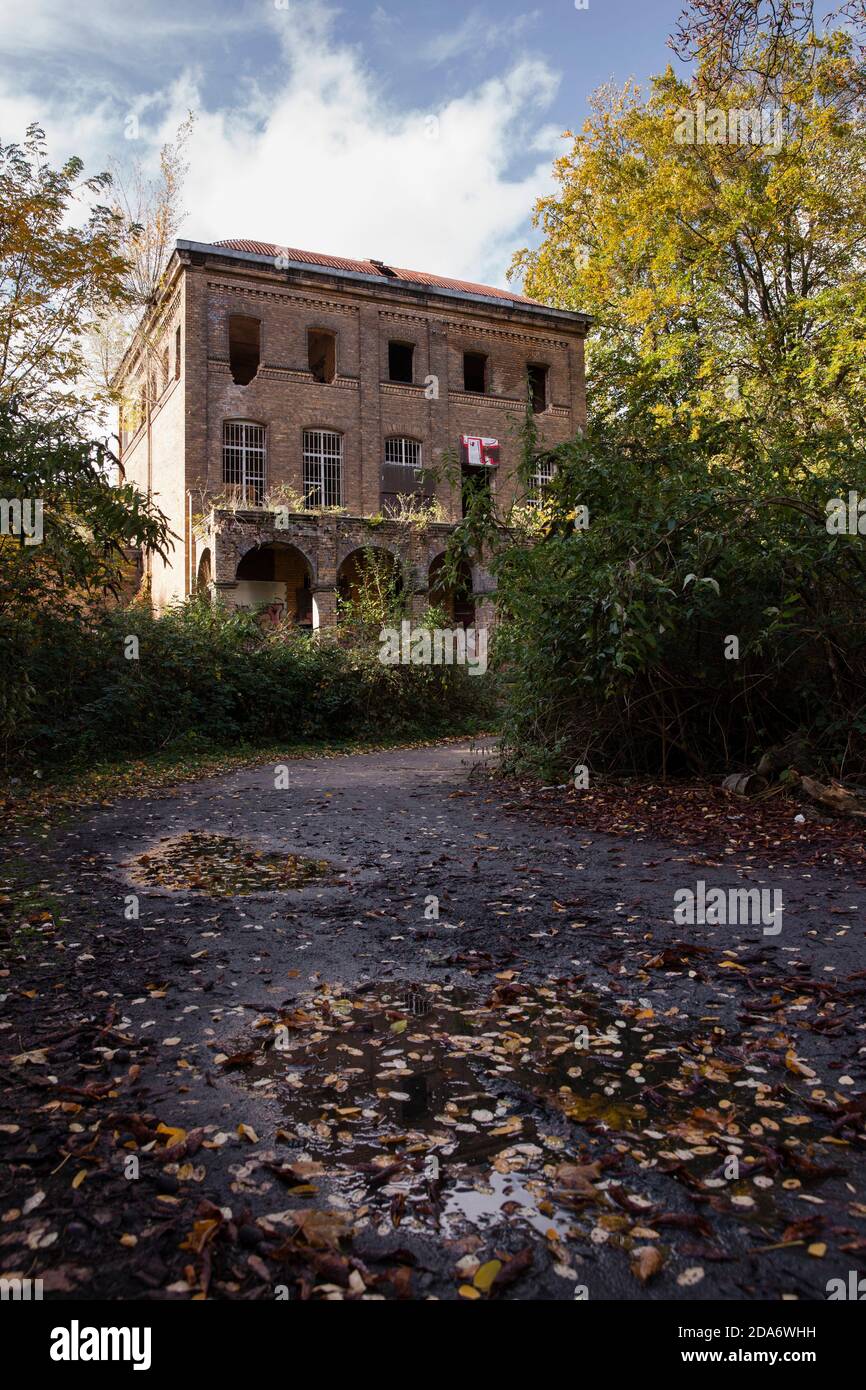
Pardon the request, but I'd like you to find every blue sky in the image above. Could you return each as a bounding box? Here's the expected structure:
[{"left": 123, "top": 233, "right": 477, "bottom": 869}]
[{"left": 0, "top": 0, "right": 687, "bottom": 289}]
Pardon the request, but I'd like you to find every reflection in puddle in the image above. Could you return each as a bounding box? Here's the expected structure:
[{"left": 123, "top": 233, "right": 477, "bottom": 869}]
[{"left": 223, "top": 978, "right": 850, "bottom": 1247}]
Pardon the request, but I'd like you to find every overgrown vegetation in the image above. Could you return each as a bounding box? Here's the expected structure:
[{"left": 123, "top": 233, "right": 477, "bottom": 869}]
[
  {"left": 1, "top": 599, "right": 490, "bottom": 771},
  {"left": 0, "top": 128, "right": 491, "bottom": 776},
  {"left": 483, "top": 422, "right": 866, "bottom": 779},
  {"left": 456, "top": 7, "right": 866, "bottom": 782}
]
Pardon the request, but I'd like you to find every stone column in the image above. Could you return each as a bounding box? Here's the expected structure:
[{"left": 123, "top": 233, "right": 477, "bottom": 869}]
[{"left": 312, "top": 585, "right": 338, "bottom": 631}]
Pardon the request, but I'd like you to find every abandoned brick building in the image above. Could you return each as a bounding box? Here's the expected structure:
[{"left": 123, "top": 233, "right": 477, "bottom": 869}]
[{"left": 115, "top": 237, "right": 589, "bottom": 627}]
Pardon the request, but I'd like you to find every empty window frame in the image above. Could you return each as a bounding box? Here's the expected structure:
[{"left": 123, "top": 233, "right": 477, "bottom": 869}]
[
  {"left": 308, "top": 329, "right": 336, "bottom": 383},
  {"left": 161, "top": 344, "right": 170, "bottom": 392},
  {"left": 463, "top": 351, "right": 487, "bottom": 393},
  {"left": 175, "top": 325, "right": 182, "bottom": 379},
  {"left": 228, "top": 314, "right": 261, "bottom": 385},
  {"left": 303, "top": 429, "right": 343, "bottom": 508},
  {"left": 528, "top": 363, "right": 548, "bottom": 412},
  {"left": 461, "top": 462, "right": 492, "bottom": 519},
  {"left": 222, "top": 421, "right": 266, "bottom": 504},
  {"left": 388, "top": 341, "right": 414, "bottom": 384}
]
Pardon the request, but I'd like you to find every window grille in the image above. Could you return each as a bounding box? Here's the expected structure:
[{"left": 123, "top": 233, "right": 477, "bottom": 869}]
[
  {"left": 530, "top": 455, "right": 556, "bottom": 504},
  {"left": 222, "top": 421, "right": 266, "bottom": 504},
  {"left": 384, "top": 437, "right": 421, "bottom": 470},
  {"left": 303, "top": 429, "right": 343, "bottom": 508},
  {"left": 381, "top": 438, "right": 430, "bottom": 511}
]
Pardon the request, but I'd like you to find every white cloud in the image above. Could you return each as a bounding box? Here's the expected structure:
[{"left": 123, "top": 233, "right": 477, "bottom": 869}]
[{"left": 0, "top": 0, "right": 562, "bottom": 290}]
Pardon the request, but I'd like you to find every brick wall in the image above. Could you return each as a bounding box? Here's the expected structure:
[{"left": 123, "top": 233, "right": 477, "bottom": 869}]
[
  {"left": 118, "top": 276, "right": 187, "bottom": 609},
  {"left": 118, "top": 243, "right": 587, "bottom": 612}
]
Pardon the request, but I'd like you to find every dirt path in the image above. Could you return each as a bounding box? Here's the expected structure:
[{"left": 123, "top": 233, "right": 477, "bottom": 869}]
[{"left": 2, "top": 742, "right": 865, "bottom": 1301}]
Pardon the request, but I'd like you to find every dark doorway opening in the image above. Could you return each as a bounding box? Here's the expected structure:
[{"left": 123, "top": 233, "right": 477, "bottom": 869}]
[
  {"left": 228, "top": 315, "right": 261, "bottom": 385},
  {"left": 463, "top": 351, "right": 486, "bottom": 393},
  {"left": 461, "top": 464, "right": 491, "bottom": 518},
  {"left": 308, "top": 329, "right": 336, "bottom": 383},
  {"left": 388, "top": 341, "right": 414, "bottom": 383}
]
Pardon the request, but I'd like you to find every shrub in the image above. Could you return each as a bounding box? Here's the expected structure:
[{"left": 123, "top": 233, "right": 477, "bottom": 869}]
[
  {"left": 482, "top": 428, "right": 866, "bottom": 780},
  {"left": 0, "top": 599, "right": 493, "bottom": 770}
]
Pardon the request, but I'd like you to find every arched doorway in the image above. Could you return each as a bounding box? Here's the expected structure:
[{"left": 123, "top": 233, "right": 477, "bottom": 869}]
[
  {"left": 428, "top": 553, "right": 475, "bottom": 627},
  {"left": 196, "top": 548, "right": 212, "bottom": 595},
  {"left": 234, "top": 543, "right": 314, "bottom": 626}
]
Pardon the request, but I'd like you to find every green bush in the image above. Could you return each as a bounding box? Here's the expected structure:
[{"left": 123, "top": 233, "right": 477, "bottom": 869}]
[
  {"left": 0, "top": 599, "right": 493, "bottom": 769},
  {"left": 482, "top": 427, "right": 866, "bottom": 781}
]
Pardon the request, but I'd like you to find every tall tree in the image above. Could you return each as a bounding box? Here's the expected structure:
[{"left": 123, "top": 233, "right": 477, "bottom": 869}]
[
  {"left": 0, "top": 125, "right": 130, "bottom": 421},
  {"left": 0, "top": 130, "right": 171, "bottom": 625},
  {"left": 671, "top": 0, "right": 866, "bottom": 94},
  {"left": 510, "top": 23, "right": 866, "bottom": 468},
  {"left": 86, "top": 115, "right": 195, "bottom": 437},
  {"left": 108, "top": 113, "right": 195, "bottom": 312},
  {"left": 0, "top": 405, "right": 169, "bottom": 620}
]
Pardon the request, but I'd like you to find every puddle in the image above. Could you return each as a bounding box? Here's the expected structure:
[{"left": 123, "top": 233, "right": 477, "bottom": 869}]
[
  {"left": 222, "top": 978, "right": 850, "bottom": 1243},
  {"left": 127, "top": 832, "right": 334, "bottom": 896}
]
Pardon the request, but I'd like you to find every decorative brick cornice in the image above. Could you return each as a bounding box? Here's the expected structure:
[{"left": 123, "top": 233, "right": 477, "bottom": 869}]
[
  {"left": 448, "top": 389, "right": 525, "bottom": 412},
  {"left": 379, "top": 382, "right": 428, "bottom": 399},
  {"left": 380, "top": 305, "right": 574, "bottom": 349},
  {"left": 447, "top": 389, "right": 572, "bottom": 415},
  {"left": 442, "top": 318, "right": 571, "bottom": 349},
  {"left": 205, "top": 358, "right": 358, "bottom": 391},
  {"left": 205, "top": 359, "right": 359, "bottom": 390},
  {"left": 161, "top": 288, "right": 183, "bottom": 331},
  {"left": 258, "top": 367, "right": 360, "bottom": 390},
  {"left": 379, "top": 309, "right": 429, "bottom": 326},
  {"left": 206, "top": 279, "right": 358, "bottom": 316}
]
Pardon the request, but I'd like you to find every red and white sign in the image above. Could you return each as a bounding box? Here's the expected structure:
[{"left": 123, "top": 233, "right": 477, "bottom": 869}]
[{"left": 460, "top": 434, "right": 500, "bottom": 467}]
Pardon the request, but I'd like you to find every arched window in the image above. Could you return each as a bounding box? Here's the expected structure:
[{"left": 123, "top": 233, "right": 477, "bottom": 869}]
[
  {"left": 382, "top": 437, "right": 429, "bottom": 512},
  {"left": 530, "top": 455, "right": 555, "bottom": 505},
  {"left": 196, "top": 549, "right": 212, "bottom": 594},
  {"left": 223, "top": 421, "right": 266, "bottom": 504},
  {"left": 303, "top": 429, "right": 343, "bottom": 508},
  {"left": 384, "top": 436, "right": 421, "bottom": 471}
]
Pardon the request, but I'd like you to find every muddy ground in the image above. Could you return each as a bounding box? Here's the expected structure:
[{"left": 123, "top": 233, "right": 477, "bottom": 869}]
[{"left": 2, "top": 742, "right": 865, "bottom": 1301}]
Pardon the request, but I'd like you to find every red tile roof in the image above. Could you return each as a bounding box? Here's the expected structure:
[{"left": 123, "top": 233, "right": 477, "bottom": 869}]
[{"left": 212, "top": 239, "right": 540, "bottom": 305}]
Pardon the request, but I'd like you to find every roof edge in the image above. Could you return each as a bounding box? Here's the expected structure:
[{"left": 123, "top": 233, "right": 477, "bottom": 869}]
[{"left": 176, "top": 239, "right": 591, "bottom": 327}]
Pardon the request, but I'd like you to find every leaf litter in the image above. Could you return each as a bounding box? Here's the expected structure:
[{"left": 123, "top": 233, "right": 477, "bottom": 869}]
[
  {"left": 219, "top": 972, "right": 866, "bottom": 1292},
  {"left": 127, "top": 832, "right": 333, "bottom": 897}
]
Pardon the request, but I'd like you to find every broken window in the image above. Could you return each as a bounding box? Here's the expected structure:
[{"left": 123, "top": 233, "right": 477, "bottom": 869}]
[
  {"left": 228, "top": 314, "right": 261, "bottom": 385},
  {"left": 463, "top": 351, "right": 486, "bottom": 393},
  {"left": 223, "top": 421, "right": 266, "bottom": 504},
  {"left": 528, "top": 364, "right": 548, "bottom": 412},
  {"left": 308, "top": 328, "right": 336, "bottom": 383},
  {"left": 388, "top": 341, "right": 414, "bottom": 384},
  {"left": 175, "top": 325, "right": 181, "bottom": 379}
]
